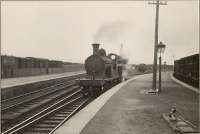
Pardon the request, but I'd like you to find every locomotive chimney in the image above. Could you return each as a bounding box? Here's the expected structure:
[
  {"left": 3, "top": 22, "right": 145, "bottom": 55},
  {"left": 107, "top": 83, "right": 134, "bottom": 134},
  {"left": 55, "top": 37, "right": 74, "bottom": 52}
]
[{"left": 92, "top": 43, "right": 100, "bottom": 55}]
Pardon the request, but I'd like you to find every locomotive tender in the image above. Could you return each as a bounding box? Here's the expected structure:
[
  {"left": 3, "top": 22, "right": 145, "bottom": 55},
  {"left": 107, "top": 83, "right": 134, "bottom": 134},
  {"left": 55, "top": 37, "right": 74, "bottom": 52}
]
[{"left": 76, "top": 43, "right": 125, "bottom": 97}]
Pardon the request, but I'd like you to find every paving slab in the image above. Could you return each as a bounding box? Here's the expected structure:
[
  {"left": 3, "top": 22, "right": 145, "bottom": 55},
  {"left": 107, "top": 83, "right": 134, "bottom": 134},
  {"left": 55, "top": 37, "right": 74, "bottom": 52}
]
[
  {"left": 162, "top": 113, "right": 198, "bottom": 133},
  {"left": 80, "top": 72, "right": 199, "bottom": 134}
]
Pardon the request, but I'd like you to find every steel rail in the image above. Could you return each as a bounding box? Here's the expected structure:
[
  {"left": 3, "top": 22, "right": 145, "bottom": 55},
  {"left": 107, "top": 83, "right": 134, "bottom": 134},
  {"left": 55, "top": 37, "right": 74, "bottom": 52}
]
[
  {"left": 2, "top": 89, "right": 83, "bottom": 134},
  {"left": 1, "top": 86, "right": 81, "bottom": 132},
  {"left": 1, "top": 73, "right": 85, "bottom": 103},
  {"left": 1, "top": 81, "right": 66, "bottom": 103},
  {"left": 49, "top": 98, "right": 89, "bottom": 134},
  {"left": 2, "top": 81, "right": 76, "bottom": 112}
]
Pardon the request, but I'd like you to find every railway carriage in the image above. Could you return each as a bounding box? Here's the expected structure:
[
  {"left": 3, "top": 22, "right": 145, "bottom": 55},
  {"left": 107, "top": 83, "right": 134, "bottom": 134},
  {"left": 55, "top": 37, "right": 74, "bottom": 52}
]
[
  {"left": 173, "top": 54, "right": 199, "bottom": 88},
  {"left": 1, "top": 55, "right": 64, "bottom": 78}
]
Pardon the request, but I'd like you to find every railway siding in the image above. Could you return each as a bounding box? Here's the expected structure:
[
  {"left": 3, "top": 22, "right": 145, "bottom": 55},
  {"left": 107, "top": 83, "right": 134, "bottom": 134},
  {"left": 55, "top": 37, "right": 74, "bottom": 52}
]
[
  {"left": 1, "top": 71, "right": 87, "bottom": 134},
  {"left": 1, "top": 71, "right": 85, "bottom": 100}
]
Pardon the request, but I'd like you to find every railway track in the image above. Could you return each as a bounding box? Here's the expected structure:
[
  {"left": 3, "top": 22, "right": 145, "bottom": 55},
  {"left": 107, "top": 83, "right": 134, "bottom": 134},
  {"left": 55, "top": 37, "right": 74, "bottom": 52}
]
[
  {"left": 2, "top": 80, "right": 75, "bottom": 111},
  {"left": 1, "top": 74, "right": 87, "bottom": 133},
  {"left": 3, "top": 90, "right": 90, "bottom": 134},
  {"left": 1, "top": 73, "right": 85, "bottom": 109}
]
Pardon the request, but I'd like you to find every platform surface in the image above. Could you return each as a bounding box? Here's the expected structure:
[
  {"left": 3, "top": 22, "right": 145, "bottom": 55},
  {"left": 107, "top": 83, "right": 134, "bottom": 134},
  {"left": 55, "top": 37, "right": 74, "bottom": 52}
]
[
  {"left": 1, "top": 71, "right": 85, "bottom": 88},
  {"left": 54, "top": 72, "right": 199, "bottom": 134}
]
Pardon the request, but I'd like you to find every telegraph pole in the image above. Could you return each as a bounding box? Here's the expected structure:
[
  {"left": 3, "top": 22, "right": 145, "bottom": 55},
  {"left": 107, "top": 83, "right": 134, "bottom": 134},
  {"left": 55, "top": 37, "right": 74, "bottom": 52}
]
[{"left": 148, "top": 0, "right": 167, "bottom": 90}]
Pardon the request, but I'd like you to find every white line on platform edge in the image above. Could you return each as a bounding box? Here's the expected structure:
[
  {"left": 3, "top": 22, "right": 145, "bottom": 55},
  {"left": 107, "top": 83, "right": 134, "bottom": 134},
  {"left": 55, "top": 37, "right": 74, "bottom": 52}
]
[
  {"left": 53, "top": 75, "right": 142, "bottom": 134},
  {"left": 170, "top": 73, "right": 199, "bottom": 94}
]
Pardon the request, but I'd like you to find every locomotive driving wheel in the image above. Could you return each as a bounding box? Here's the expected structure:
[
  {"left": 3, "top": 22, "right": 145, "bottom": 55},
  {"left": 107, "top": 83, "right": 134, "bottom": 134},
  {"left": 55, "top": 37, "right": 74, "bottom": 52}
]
[{"left": 81, "top": 86, "right": 89, "bottom": 97}]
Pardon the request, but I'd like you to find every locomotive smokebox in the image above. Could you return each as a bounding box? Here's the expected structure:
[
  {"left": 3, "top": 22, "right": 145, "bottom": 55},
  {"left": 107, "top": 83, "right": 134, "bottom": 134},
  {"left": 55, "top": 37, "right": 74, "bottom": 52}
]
[{"left": 92, "top": 43, "right": 100, "bottom": 55}]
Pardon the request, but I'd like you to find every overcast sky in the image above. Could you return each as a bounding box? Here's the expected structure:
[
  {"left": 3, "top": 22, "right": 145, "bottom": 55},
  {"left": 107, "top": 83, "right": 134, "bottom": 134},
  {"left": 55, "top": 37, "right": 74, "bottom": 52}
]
[{"left": 1, "top": 1, "right": 199, "bottom": 65}]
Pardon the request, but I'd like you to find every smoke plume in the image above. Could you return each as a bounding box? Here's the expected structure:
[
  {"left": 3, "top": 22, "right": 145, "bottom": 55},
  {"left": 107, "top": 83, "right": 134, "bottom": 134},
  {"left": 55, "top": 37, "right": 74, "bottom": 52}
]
[{"left": 94, "top": 21, "right": 129, "bottom": 45}]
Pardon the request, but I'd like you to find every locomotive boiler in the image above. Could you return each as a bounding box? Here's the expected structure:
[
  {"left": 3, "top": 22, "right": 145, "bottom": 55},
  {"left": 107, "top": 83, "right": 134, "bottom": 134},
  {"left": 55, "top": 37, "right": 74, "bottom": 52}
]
[{"left": 76, "top": 43, "right": 124, "bottom": 97}]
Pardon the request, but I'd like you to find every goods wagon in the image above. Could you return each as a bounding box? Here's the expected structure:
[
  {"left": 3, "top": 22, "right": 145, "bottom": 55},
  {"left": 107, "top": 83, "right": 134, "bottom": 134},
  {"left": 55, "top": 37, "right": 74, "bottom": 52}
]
[{"left": 173, "top": 54, "right": 199, "bottom": 88}]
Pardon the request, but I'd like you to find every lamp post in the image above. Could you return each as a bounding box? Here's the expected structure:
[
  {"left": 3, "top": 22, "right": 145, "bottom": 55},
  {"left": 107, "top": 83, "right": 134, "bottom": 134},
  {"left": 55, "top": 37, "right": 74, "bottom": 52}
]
[
  {"left": 164, "top": 61, "right": 166, "bottom": 72},
  {"left": 157, "top": 41, "right": 166, "bottom": 92},
  {"left": 148, "top": 0, "right": 167, "bottom": 91}
]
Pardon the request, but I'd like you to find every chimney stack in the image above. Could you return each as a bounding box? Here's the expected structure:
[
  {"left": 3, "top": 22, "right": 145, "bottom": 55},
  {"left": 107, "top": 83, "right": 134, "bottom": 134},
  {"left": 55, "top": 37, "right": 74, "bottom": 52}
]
[{"left": 92, "top": 43, "right": 100, "bottom": 55}]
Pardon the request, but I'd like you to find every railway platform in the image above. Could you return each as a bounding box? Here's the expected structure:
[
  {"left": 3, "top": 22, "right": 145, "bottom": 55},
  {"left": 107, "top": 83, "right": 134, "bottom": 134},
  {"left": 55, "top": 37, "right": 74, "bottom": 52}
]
[
  {"left": 1, "top": 70, "right": 85, "bottom": 88},
  {"left": 53, "top": 72, "right": 199, "bottom": 134},
  {"left": 1, "top": 71, "right": 85, "bottom": 100}
]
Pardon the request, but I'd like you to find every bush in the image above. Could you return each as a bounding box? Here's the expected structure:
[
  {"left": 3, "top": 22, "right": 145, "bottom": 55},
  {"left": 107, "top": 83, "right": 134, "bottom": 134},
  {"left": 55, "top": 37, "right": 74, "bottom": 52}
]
[{"left": 138, "top": 64, "right": 147, "bottom": 72}]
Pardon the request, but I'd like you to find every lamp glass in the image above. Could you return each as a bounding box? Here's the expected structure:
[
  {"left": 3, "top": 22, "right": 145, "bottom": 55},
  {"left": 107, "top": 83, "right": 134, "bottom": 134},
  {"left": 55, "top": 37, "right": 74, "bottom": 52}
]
[{"left": 157, "top": 42, "right": 166, "bottom": 54}]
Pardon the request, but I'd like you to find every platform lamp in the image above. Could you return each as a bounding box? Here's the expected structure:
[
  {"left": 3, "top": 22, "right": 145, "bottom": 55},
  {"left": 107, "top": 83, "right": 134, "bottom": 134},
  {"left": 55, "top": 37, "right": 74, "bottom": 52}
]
[
  {"left": 164, "top": 61, "right": 166, "bottom": 72},
  {"left": 157, "top": 41, "right": 166, "bottom": 92}
]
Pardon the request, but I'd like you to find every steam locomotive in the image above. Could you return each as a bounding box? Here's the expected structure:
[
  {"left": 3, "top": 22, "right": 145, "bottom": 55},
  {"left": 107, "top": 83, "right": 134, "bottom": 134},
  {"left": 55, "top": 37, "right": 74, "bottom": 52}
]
[{"left": 76, "top": 43, "right": 126, "bottom": 97}]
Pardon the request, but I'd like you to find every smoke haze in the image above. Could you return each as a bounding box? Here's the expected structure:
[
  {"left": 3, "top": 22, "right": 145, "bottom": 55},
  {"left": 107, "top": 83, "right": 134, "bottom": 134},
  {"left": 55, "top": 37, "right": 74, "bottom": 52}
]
[{"left": 1, "top": 1, "right": 198, "bottom": 65}]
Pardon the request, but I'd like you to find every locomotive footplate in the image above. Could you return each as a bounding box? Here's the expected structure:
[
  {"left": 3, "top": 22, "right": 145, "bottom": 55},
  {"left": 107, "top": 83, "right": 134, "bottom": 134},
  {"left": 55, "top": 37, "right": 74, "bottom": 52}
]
[
  {"left": 76, "top": 77, "right": 121, "bottom": 97},
  {"left": 76, "top": 77, "right": 121, "bottom": 87},
  {"left": 76, "top": 79, "right": 107, "bottom": 87}
]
